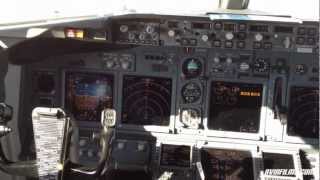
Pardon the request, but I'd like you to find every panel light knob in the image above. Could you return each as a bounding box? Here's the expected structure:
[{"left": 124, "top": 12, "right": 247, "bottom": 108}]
[
  {"left": 255, "top": 33, "right": 263, "bottom": 41},
  {"left": 225, "top": 32, "right": 234, "bottom": 40}
]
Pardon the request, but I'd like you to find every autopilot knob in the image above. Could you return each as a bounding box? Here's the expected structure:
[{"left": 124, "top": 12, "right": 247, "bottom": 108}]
[
  {"left": 168, "top": 30, "right": 175, "bottom": 37},
  {"left": 255, "top": 33, "right": 263, "bottom": 41},
  {"left": 145, "top": 24, "right": 155, "bottom": 34}
]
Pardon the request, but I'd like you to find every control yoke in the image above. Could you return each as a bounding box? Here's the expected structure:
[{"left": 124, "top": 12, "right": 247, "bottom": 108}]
[{"left": 0, "top": 107, "right": 116, "bottom": 179}]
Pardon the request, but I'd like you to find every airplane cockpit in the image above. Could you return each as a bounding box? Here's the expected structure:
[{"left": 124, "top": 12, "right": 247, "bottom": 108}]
[{"left": 0, "top": 0, "right": 319, "bottom": 180}]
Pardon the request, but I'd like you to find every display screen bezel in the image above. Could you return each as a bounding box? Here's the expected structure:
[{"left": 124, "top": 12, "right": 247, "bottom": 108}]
[
  {"left": 204, "top": 79, "right": 267, "bottom": 140},
  {"left": 159, "top": 144, "right": 192, "bottom": 168},
  {"left": 207, "top": 81, "right": 264, "bottom": 133},
  {"left": 63, "top": 70, "right": 115, "bottom": 123}
]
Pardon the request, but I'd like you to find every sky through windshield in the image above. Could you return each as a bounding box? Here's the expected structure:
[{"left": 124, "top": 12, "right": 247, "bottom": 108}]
[{"left": 0, "top": 0, "right": 318, "bottom": 24}]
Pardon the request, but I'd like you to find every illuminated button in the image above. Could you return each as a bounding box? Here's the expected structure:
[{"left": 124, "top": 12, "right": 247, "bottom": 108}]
[
  {"left": 237, "top": 41, "right": 245, "bottom": 48},
  {"left": 181, "top": 39, "right": 189, "bottom": 46},
  {"left": 295, "top": 64, "right": 306, "bottom": 74},
  {"left": 189, "top": 39, "right": 197, "bottom": 46},
  {"left": 308, "top": 28, "right": 316, "bottom": 36},
  {"left": 213, "top": 22, "right": 223, "bottom": 30},
  {"left": 263, "top": 42, "right": 272, "bottom": 49},
  {"left": 117, "top": 142, "right": 125, "bottom": 149},
  {"left": 297, "top": 27, "right": 306, "bottom": 35},
  {"left": 137, "top": 143, "right": 145, "bottom": 151},
  {"left": 79, "top": 149, "right": 84, "bottom": 156},
  {"left": 307, "top": 38, "right": 316, "bottom": 45},
  {"left": 225, "top": 41, "right": 233, "bottom": 48},
  {"left": 121, "top": 61, "right": 131, "bottom": 70},
  {"left": 87, "top": 150, "right": 94, "bottom": 158},
  {"left": 237, "top": 32, "right": 246, "bottom": 40},
  {"left": 105, "top": 60, "right": 115, "bottom": 68},
  {"left": 239, "top": 62, "right": 250, "bottom": 72},
  {"left": 238, "top": 23, "right": 247, "bottom": 31},
  {"left": 79, "top": 139, "right": 88, "bottom": 147},
  {"left": 296, "top": 37, "right": 305, "bottom": 45},
  {"left": 253, "top": 42, "right": 262, "bottom": 49},
  {"left": 255, "top": 33, "right": 263, "bottom": 41},
  {"left": 213, "top": 40, "right": 221, "bottom": 47}
]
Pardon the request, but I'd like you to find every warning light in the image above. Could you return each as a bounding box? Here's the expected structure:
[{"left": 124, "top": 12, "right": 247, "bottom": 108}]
[{"left": 65, "top": 28, "right": 84, "bottom": 39}]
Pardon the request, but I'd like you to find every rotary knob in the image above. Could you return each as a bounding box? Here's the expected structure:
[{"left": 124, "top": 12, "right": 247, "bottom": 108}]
[
  {"left": 226, "top": 57, "right": 233, "bottom": 64},
  {"left": 145, "top": 24, "right": 155, "bottom": 34},
  {"left": 119, "top": 25, "right": 129, "bottom": 33},
  {"left": 168, "top": 30, "right": 175, "bottom": 37},
  {"left": 213, "top": 57, "right": 220, "bottom": 63},
  {"left": 255, "top": 33, "right": 263, "bottom": 41},
  {"left": 128, "top": 32, "right": 135, "bottom": 40},
  {"left": 201, "top": 34, "right": 209, "bottom": 42},
  {"left": 225, "top": 32, "right": 234, "bottom": 40},
  {"left": 139, "top": 33, "right": 146, "bottom": 40}
]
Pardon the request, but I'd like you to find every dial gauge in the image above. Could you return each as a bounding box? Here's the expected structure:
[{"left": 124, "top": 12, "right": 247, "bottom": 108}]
[
  {"left": 181, "top": 108, "right": 201, "bottom": 129},
  {"left": 181, "top": 82, "right": 202, "bottom": 104},
  {"left": 182, "top": 57, "right": 203, "bottom": 78}
]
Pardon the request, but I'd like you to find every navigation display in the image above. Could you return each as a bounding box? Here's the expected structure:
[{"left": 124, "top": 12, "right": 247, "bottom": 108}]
[
  {"left": 208, "top": 82, "right": 263, "bottom": 133},
  {"left": 122, "top": 75, "right": 172, "bottom": 126},
  {"left": 288, "top": 87, "right": 319, "bottom": 139},
  {"left": 160, "top": 144, "right": 191, "bottom": 168},
  {"left": 201, "top": 148, "right": 254, "bottom": 180},
  {"left": 65, "top": 72, "right": 113, "bottom": 122}
]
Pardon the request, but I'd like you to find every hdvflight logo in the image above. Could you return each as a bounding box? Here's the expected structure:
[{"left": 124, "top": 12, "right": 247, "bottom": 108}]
[{"left": 265, "top": 169, "right": 314, "bottom": 176}]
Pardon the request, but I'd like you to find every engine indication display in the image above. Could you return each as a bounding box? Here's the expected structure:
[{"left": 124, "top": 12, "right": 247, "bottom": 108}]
[
  {"left": 201, "top": 148, "right": 254, "bottom": 180},
  {"left": 122, "top": 76, "right": 172, "bottom": 126},
  {"left": 208, "top": 82, "right": 263, "bottom": 133},
  {"left": 65, "top": 72, "right": 113, "bottom": 122},
  {"left": 160, "top": 144, "right": 191, "bottom": 168},
  {"left": 182, "top": 57, "right": 203, "bottom": 78},
  {"left": 288, "top": 87, "right": 319, "bottom": 139}
]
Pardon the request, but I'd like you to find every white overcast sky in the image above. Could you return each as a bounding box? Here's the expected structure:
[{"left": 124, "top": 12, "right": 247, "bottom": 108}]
[{"left": 0, "top": 0, "right": 318, "bottom": 24}]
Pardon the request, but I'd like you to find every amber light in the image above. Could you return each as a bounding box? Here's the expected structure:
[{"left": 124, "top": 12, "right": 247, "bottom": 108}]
[{"left": 65, "top": 28, "right": 84, "bottom": 39}]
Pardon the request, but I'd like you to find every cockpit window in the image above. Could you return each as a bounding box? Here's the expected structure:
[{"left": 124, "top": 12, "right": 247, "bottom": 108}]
[{"left": 0, "top": 0, "right": 318, "bottom": 25}]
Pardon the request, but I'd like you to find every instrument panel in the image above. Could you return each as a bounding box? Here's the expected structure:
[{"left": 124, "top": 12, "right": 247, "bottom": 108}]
[{"left": 17, "top": 13, "right": 319, "bottom": 180}]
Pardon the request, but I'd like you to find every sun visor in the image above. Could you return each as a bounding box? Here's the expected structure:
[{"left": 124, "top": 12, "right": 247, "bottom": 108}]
[{"left": 2, "top": 27, "right": 138, "bottom": 65}]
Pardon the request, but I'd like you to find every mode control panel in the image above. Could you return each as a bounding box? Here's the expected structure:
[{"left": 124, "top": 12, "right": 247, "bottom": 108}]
[{"left": 114, "top": 20, "right": 160, "bottom": 45}]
